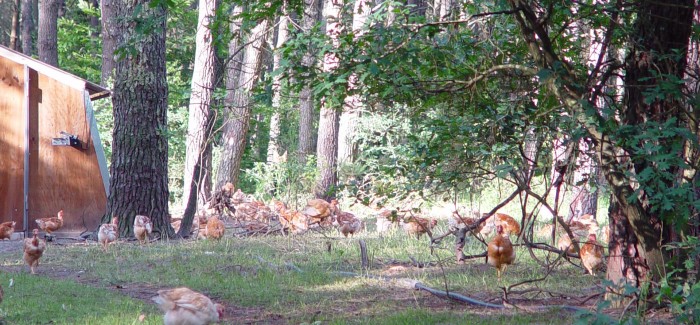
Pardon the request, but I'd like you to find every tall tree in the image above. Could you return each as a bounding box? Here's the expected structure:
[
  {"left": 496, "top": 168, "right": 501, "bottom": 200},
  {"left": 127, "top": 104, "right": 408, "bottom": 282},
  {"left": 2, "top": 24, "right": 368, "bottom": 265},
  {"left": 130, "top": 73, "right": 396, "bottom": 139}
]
[
  {"left": 314, "top": 0, "right": 343, "bottom": 199},
  {"left": 180, "top": 0, "right": 217, "bottom": 236},
  {"left": 20, "top": 0, "right": 33, "bottom": 54},
  {"left": 216, "top": 17, "right": 270, "bottom": 188},
  {"left": 10, "top": 0, "right": 19, "bottom": 50},
  {"left": 37, "top": 0, "right": 58, "bottom": 66},
  {"left": 268, "top": 12, "right": 289, "bottom": 165},
  {"left": 105, "top": 0, "right": 171, "bottom": 238},
  {"left": 101, "top": 0, "right": 117, "bottom": 84},
  {"left": 337, "top": 0, "right": 371, "bottom": 166},
  {"left": 297, "top": 0, "right": 320, "bottom": 162}
]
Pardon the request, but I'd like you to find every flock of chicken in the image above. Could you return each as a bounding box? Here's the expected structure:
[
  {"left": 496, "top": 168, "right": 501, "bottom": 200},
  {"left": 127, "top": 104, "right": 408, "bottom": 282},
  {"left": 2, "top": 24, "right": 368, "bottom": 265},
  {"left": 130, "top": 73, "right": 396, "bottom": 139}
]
[{"left": 0, "top": 189, "right": 607, "bottom": 324}]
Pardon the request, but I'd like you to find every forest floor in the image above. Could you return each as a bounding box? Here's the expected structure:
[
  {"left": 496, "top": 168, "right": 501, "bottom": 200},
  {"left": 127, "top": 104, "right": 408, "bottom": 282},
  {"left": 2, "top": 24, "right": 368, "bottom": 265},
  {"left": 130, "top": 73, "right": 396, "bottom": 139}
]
[{"left": 0, "top": 218, "right": 677, "bottom": 324}]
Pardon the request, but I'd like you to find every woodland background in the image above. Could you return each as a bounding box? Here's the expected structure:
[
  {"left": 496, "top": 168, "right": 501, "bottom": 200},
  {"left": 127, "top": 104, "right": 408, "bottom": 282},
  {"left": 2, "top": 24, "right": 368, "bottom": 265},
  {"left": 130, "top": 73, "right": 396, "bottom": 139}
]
[{"left": 1, "top": 0, "right": 700, "bottom": 322}]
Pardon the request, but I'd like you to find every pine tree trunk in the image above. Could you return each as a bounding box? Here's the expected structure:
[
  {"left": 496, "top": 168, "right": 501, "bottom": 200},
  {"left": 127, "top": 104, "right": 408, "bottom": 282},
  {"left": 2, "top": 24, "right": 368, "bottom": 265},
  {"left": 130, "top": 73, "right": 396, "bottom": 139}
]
[
  {"left": 100, "top": 0, "right": 117, "bottom": 84},
  {"left": 105, "top": 0, "right": 171, "bottom": 239},
  {"left": 181, "top": 0, "right": 216, "bottom": 218},
  {"left": 215, "top": 18, "right": 270, "bottom": 187},
  {"left": 20, "top": 0, "right": 32, "bottom": 54},
  {"left": 297, "top": 0, "right": 320, "bottom": 162},
  {"left": 268, "top": 13, "right": 289, "bottom": 165},
  {"left": 10, "top": 0, "right": 19, "bottom": 50},
  {"left": 315, "top": 0, "right": 343, "bottom": 200},
  {"left": 37, "top": 0, "right": 58, "bottom": 66},
  {"left": 337, "top": 0, "right": 370, "bottom": 167}
]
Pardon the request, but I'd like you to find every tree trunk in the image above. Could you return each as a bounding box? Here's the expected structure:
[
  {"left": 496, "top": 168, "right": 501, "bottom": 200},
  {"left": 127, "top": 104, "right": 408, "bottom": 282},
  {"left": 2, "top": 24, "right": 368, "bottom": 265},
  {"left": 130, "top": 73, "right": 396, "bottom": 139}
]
[
  {"left": 20, "top": 0, "right": 33, "bottom": 55},
  {"left": 10, "top": 0, "right": 20, "bottom": 50},
  {"left": 101, "top": 0, "right": 117, "bottom": 84},
  {"left": 337, "top": 0, "right": 370, "bottom": 167},
  {"left": 315, "top": 0, "right": 343, "bottom": 200},
  {"left": 37, "top": 0, "right": 58, "bottom": 66},
  {"left": 105, "top": 0, "right": 171, "bottom": 239},
  {"left": 268, "top": 13, "right": 289, "bottom": 165},
  {"left": 215, "top": 18, "right": 270, "bottom": 188},
  {"left": 297, "top": 0, "right": 320, "bottom": 162},
  {"left": 180, "top": 0, "right": 218, "bottom": 237}
]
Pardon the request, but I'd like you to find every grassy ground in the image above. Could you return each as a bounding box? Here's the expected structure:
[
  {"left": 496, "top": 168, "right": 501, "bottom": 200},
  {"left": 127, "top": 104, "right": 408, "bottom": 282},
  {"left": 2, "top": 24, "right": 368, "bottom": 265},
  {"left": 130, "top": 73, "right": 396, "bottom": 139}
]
[{"left": 0, "top": 217, "right": 602, "bottom": 324}]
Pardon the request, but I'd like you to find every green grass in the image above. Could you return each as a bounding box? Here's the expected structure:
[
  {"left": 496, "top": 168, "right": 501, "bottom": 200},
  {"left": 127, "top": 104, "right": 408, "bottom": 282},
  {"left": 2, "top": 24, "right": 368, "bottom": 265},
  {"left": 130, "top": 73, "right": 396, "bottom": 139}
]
[
  {"left": 0, "top": 219, "right": 598, "bottom": 324},
  {"left": 0, "top": 272, "right": 160, "bottom": 324}
]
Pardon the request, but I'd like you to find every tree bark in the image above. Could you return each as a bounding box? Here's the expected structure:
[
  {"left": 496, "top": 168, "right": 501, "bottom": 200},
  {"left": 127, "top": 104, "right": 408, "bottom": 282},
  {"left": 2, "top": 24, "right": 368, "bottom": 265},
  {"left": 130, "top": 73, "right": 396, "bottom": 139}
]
[
  {"left": 10, "top": 0, "right": 20, "bottom": 50},
  {"left": 297, "top": 0, "right": 320, "bottom": 162},
  {"left": 268, "top": 13, "right": 289, "bottom": 165},
  {"left": 215, "top": 18, "right": 270, "bottom": 188},
  {"left": 101, "top": 0, "right": 117, "bottom": 84},
  {"left": 20, "top": 0, "right": 33, "bottom": 55},
  {"left": 315, "top": 0, "right": 343, "bottom": 200},
  {"left": 105, "top": 0, "right": 171, "bottom": 239},
  {"left": 37, "top": 0, "right": 59, "bottom": 66},
  {"left": 183, "top": 0, "right": 217, "bottom": 202},
  {"left": 337, "top": 0, "right": 370, "bottom": 167},
  {"left": 180, "top": 0, "right": 218, "bottom": 237}
]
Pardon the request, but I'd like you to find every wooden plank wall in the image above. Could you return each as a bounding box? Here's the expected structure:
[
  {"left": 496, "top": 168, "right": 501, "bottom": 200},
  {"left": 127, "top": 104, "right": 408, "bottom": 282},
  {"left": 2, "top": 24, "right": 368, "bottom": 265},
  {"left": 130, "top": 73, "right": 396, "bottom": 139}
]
[
  {"left": 0, "top": 57, "right": 26, "bottom": 230},
  {"left": 27, "top": 71, "right": 107, "bottom": 234}
]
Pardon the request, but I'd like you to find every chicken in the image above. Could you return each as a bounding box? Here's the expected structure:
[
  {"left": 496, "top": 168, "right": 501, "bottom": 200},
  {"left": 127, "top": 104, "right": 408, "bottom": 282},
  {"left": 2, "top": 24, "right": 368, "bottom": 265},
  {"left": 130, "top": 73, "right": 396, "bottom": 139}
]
[
  {"left": 134, "top": 215, "right": 152, "bottom": 244},
  {"left": 35, "top": 210, "right": 64, "bottom": 240},
  {"left": 23, "top": 229, "right": 46, "bottom": 274},
  {"left": 487, "top": 225, "right": 516, "bottom": 280},
  {"left": 152, "top": 287, "right": 224, "bottom": 325},
  {"left": 580, "top": 233, "right": 605, "bottom": 276},
  {"left": 0, "top": 221, "right": 16, "bottom": 240},
  {"left": 334, "top": 211, "right": 362, "bottom": 237},
  {"left": 275, "top": 202, "right": 308, "bottom": 235},
  {"left": 557, "top": 233, "right": 578, "bottom": 254},
  {"left": 449, "top": 212, "right": 485, "bottom": 235},
  {"left": 401, "top": 216, "right": 438, "bottom": 239},
  {"left": 206, "top": 216, "right": 225, "bottom": 240},
  {"left": 98, "top": 217, "right": 119, "bottom": 251},
  {"left": 376, "top": 208, "right": 402, "bottom": 233},
  {"left": 301, "top": 199, "right": 338, "bottom": 226}
]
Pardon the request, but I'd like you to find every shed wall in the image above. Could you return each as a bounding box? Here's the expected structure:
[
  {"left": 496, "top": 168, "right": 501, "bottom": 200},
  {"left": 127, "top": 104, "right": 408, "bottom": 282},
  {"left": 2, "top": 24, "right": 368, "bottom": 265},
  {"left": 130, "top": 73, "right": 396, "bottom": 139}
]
[{"left": 0, "top": 56, "right": 26, "bottom": 230}]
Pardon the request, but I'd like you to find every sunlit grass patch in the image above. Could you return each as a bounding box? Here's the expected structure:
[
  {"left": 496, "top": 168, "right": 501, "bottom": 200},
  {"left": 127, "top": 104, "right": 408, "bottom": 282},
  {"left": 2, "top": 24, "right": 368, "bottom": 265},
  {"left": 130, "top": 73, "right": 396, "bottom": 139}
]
[{"left": 0, "top": 271, "right": 160, "bottom": 324}]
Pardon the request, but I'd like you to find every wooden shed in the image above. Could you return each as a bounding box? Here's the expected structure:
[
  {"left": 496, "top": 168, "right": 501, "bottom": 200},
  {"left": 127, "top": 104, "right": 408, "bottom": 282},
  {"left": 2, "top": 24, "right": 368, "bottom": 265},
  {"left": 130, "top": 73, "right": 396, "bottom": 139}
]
[{"left": 0, "top": 45, "right": 110, "bottom": 238}]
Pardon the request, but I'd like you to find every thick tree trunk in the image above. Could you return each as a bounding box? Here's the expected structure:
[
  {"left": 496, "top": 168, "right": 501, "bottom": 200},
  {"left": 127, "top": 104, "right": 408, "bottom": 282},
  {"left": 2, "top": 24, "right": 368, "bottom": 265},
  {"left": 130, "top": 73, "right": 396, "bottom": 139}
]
[
  {"left": 181, "top": 0, "right": 216, "bottom": 216},
  {"left": 315, "top": 0, "right": 343, "bottom": 200},
  {"left": 20, "top": 0, "right": 33, "bottom": 55},
  {"left": 37, "top": 0, "right": 58, "bottom": 66},
  {"left": 101, "top": 0, "right": 117, "bottom": 84},
  {"left": 297, "top": 0, "right": 320, "bottom": 162},
  {"left": 215, "top": 18, "right": 270, "bottom": 188},
  {"left": 105, "top": 0, "right": 171, "bottom": 239}
]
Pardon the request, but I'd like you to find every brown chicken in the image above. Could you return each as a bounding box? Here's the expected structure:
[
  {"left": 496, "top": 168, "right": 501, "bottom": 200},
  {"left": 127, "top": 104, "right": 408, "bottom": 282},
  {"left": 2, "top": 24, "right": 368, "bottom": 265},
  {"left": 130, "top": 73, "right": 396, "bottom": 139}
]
[
  {"left": 98, "top": 217, "right": 119, "bottom": 251},
  {"left": 401, "top": 216, "right": 438, "bottom": 239},
  {"left": 301, "top": 199, "right": 338, "bottom": 226},
  {"left": 23, "top": 229, "right": 46, "bottom": 274},
  {"left": 580, "top": 234, "right": 605, "bottom": 276},
  {"left": 36, "top": 210, "right": 64, "bottom": 240},
  {"left": 449, "top": 212, "right": 485, "bottom": 234},
  {"left": 557, "top": 233, "right": 578, "bottom": 254},
  {"left": 274, "top": 201, "right": 309, "bottom": 234},
  {"left": 152, "top": 287, "right": 224, "bottom": 325},
  {"left": 134, "top": 215, "right": 152, "bottom": 244},
  {"left": 206, "top": 216, "right": 225, "bottom": 240},
  {"left": 492, "top": 213, "right": 520, "bottom": 236},
  {"left": 334, "top": 211, "right": 363, "bottom": 237},
  {"left": 0, "top": 221, "right": 16, "bottom": 240},
  {"left": 487, "top": 225, "right": 516, "bottom": 280}
]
